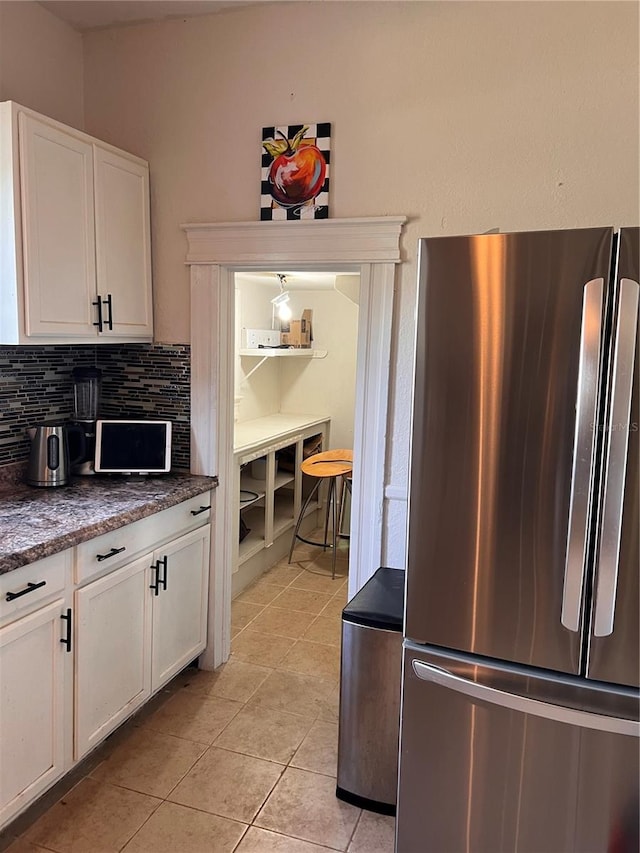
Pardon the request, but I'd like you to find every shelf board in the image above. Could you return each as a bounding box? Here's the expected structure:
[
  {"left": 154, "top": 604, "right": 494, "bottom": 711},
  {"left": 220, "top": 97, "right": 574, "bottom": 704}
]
[
  {"left": 240, "top": 474, "right": 267, "bottom": 497},
  {"left": 274, "top": 471, "right": 295, "bottom": 490},
  {"left": 239, "top": 348, "right": 315, "bottom": 358},
  {"left": 239, "top": 533, "right": 264, "bottom": 564},
  {"left": 239, "top": 474, "right": 266, "bottom": 509},
  {"left": 238, "top": 506, "right": 265, "bottom": 564},
  {"left": 239, "top": 494, "right": 264, "bottom": 510}
]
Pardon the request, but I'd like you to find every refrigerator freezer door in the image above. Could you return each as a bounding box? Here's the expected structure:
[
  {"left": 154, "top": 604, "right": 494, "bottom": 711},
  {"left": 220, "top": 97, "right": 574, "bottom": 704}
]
[
  {"left": 396, "top": 643, "right": 640, "bottom": 853},
  {"left": 406, "top": 228, "right": 613, "bottom": 673},
  {"left": 588, "top": 227, "right": 640, "bottom": 689}
]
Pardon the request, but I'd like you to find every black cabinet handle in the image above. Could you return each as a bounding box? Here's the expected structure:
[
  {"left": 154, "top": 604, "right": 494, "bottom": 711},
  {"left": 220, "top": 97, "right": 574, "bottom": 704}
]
[
  {"left": 158, "top": 556, "right": 168, "bottom": 592},
  {"left": 6, "top": 580, "right": 46, "bottom": 602},
  {"left": 96, "top": 546, "right": 126, "bottom": 562},
  {"left": 103, "top": 294, "right": 113, "bottom": 331},
  {"left": 150, "top": 557, "right": 167, "bottom": 596},
  {"left": 190, "top": 505, "right": 211, "bottom": 516},
  {"left": 60, "top": 608, "right": 72, "bottom": 653},
  {"left": 92, "top": 296, "right": 103, "bottom": 332},
  {"left": 149, "top": 561, "right": 160, "bottom": 595}
]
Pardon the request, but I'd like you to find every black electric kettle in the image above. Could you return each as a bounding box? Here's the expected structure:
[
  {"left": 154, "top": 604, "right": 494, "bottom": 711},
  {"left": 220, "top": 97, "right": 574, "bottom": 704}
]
[{"left": 26, "top": 423, "right": 85, "bottom": 487}]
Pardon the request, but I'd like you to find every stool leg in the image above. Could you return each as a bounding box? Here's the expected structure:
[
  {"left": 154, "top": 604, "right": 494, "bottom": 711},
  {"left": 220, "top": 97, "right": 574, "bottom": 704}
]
[
  {"left": 337, "top": 476, "right": 345, "bottom": 538},
  {"left": 322, "top": 477, "right": 336, "bottom": 551},
  {"left": 322, "top": 477, "right": 334, "bottom": 551},
  {"left": 288, "top": 479, "right": 321, "bottom": 563},
  {"left": 331, "top": 475, "right": 339, "bottom": 580},
  {"left": 338, "top": 476, "right": 352, "bottom": 540}
]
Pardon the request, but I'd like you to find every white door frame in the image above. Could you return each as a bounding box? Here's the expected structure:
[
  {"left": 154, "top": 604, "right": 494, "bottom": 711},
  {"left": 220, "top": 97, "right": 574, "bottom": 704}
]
[{"left": 184, "top": 217, "right": 406, "bottom": 668}]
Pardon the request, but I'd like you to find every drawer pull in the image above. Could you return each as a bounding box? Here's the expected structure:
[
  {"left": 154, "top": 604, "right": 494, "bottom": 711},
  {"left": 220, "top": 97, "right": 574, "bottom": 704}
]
[
  {"left": 6, "top": 580, "right": 47, "bottom": 602},
  {"left": 96, "top": 546, "right": 126, "bottom": 562},
  {"left": 190, "top": 505, "right": 211, "bottom": 516},
  {"left": 60, "top": 608, "right": 72, "bottom": 653}
]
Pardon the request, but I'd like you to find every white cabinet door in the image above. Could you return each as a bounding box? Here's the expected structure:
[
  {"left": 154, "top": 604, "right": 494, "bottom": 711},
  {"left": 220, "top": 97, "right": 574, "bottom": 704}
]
[
  {"left": 0, "top": 599, "right": 67, "bottom": 826},
  {"left": 94, "top": 146, "right": 153, "bottom": 339},
  {"left": 19, "top": 113, "right": 97, "bottom": 337},
  {"left": 74, "top": 555, "right": 152, "bottom": 760},
  {"left": 151, "top": 526, "right": 210, "bottom": 691}
]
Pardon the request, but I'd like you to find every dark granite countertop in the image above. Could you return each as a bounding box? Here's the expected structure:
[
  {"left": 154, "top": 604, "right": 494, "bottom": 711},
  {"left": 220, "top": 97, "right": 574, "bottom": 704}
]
[{"left": 0, "top": 470, "right": 218, "bottom": 574}]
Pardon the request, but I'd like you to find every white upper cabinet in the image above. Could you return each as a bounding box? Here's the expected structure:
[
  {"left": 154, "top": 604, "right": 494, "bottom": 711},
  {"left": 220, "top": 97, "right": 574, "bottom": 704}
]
[
  {"left": 0, "top": 101, "right": 153, "bottom": 344},
  {"left": 94, "top": 147, "right": 153, "bottom": 338},
  {"left": 19, "top": 113, "right": 97, "bottom": 338}
]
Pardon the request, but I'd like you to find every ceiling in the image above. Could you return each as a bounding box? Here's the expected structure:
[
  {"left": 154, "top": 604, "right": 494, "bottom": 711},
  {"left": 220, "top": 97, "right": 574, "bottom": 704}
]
[
  {"left": 38, "top": 0, "right": 258, "bottom": 32},
  {"left": 236, "top": 272, "right": 355, "bottom": 291}
]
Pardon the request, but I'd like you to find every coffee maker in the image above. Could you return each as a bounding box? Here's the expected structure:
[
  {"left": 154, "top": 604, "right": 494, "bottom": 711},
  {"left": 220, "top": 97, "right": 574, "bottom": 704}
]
[{"left": 70, "top": 366, "right": 102, "bottom": 475}]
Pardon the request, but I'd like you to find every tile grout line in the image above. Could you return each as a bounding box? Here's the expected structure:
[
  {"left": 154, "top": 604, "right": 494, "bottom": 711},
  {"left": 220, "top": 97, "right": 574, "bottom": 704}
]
[{"left": 114, "top": 779, "right": 166, "bottom": 853}]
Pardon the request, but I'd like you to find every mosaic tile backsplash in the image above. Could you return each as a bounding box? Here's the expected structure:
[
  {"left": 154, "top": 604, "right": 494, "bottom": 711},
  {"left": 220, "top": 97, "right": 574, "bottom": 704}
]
[
  {"left": 98, "top": 344, "right": 190, "bottom": 470},
  {"left": 0, "top": 344, "right": 190, "bottom": 469}
]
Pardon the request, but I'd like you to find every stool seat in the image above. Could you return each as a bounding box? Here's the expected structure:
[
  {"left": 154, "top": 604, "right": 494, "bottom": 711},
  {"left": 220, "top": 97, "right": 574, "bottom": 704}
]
[
  {"left": 301, "top": 449, "right": 353, "bottom": 479},
  {"left": 288, "top": 448, "right": 353, "bottom": 579}
]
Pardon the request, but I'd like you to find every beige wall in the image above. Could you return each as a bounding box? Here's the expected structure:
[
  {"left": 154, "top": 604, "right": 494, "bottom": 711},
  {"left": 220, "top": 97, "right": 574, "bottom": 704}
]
[
  {"left": 83, "top": 0, "right": 639, "bottom": 565},
  {"left": 3, "top": 0, "right": 628, "bottom": 564},
  {"left": 0, "top": 0, "right": 83, "bottom": 128},
  {"left": 279, "top": 288, "right": 358, "bottom": 451},
  {"left": 234, "top": 274, "right": 359, "bottom": 450},
  {"left": 235, "top": 276, "right": 282, "bottom": 424}
]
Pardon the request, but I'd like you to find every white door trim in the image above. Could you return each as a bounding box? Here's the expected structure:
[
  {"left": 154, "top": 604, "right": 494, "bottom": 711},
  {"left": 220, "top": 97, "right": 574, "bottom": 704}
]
[{"left": 184, "top": 216, "right": 406, "bottom": 668}]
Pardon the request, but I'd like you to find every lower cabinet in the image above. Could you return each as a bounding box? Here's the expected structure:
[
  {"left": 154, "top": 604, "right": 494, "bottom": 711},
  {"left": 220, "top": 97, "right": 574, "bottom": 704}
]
[
  {"left": 74, "top": 525, "right": 210, "bottom": 760},
  {"left": 0, "top": 598, "right": 70, "bottom": 827},
  {"left": 74, "top": 554, "right": 152, "bottom": 759},
  {"left": 151, "top": 526, "right": 210, "bottom": 689},
  {"left": 0, "top": 493, "right": 212, "bottom": 830}
]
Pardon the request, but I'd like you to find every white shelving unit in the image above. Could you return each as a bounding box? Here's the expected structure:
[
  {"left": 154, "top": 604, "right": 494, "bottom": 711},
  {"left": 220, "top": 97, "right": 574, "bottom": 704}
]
[{"left": 233, "top": 414, "right": 330, "bottom": 596}]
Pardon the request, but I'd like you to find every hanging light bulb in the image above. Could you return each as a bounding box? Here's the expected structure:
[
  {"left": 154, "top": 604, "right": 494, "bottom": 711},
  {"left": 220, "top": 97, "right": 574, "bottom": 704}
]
[
  {"left": 271, "top": 290, "right": 290, "bottom": 310},
  {"left": 278, "top": 300, "right": 292, "bottom": 322},
  {"left": 271, "top": 275, "right": 291, "bottom": 328}
]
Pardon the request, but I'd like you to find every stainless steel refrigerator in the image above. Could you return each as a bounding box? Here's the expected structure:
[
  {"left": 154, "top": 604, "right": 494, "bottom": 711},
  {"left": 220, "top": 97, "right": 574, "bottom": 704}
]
[{"left": 397, "top": 228, "right": 639, "bottom": 853}]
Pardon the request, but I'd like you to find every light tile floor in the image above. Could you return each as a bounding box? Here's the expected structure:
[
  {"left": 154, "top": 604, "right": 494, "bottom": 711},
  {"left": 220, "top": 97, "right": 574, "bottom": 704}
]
[{"left": 1, "top": 539, "right": 395, "bottom": 853}]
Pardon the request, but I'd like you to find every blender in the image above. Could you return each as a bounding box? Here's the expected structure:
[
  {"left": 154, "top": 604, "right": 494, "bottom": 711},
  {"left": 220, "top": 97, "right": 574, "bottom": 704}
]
[{"left": 70, "top": 366, "right": 102, "bottom": 474}]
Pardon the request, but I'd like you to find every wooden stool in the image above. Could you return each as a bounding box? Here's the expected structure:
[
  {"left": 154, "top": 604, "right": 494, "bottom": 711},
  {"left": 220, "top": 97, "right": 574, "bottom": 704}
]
[{"left": 288, "top": 449, "right": 353, "bottom": 579}]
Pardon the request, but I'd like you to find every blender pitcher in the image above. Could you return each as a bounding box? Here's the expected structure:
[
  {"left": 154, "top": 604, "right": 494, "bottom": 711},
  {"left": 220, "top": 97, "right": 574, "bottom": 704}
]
[
  {"left": 71, "top": 366, "right": 102, "bottom": 474},
  {"left": 72, "top": 366, "right": 102, "bottom": 421}
]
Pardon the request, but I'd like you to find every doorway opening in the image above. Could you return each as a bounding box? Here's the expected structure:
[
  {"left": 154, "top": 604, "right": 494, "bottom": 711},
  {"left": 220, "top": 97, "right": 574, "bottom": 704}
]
[
  {"left": 184, "top": 216, "right": 405, "bottom": 668},
  {"left": 232, "top": 270, "right": 360, "bottom": 597}
]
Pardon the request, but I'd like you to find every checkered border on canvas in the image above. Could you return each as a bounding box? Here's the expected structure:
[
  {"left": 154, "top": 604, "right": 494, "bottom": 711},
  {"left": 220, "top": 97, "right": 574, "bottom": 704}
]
[{"left": 260, "top": 122, "right": 331, "bottom": 221}]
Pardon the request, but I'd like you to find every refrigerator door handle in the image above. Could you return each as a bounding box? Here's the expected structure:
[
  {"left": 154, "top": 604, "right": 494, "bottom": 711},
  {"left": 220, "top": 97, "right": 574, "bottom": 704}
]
[
  {"left": 561, "top": 279, "right": 605, "bottom": 632},
  {"left": 593, "top": 278, "right": 640, "bottom": 637},
  {"left": 412, "top": 660, "right": 640, "bottom": 737}
]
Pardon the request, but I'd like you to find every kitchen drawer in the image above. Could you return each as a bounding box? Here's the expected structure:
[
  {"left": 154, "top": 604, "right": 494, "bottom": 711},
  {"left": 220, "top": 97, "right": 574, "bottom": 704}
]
[
  {"left": 75, "top": 491, "right": 212, "bottom": 585},
  {"left": 0, "top": 551, "right": 69, "bottom": 625}
]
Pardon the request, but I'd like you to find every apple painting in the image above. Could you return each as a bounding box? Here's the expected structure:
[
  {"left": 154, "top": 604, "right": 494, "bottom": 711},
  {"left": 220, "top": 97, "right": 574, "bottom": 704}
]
[{"left": 261, "top": 123, "right": 330, "bottom": 220}]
